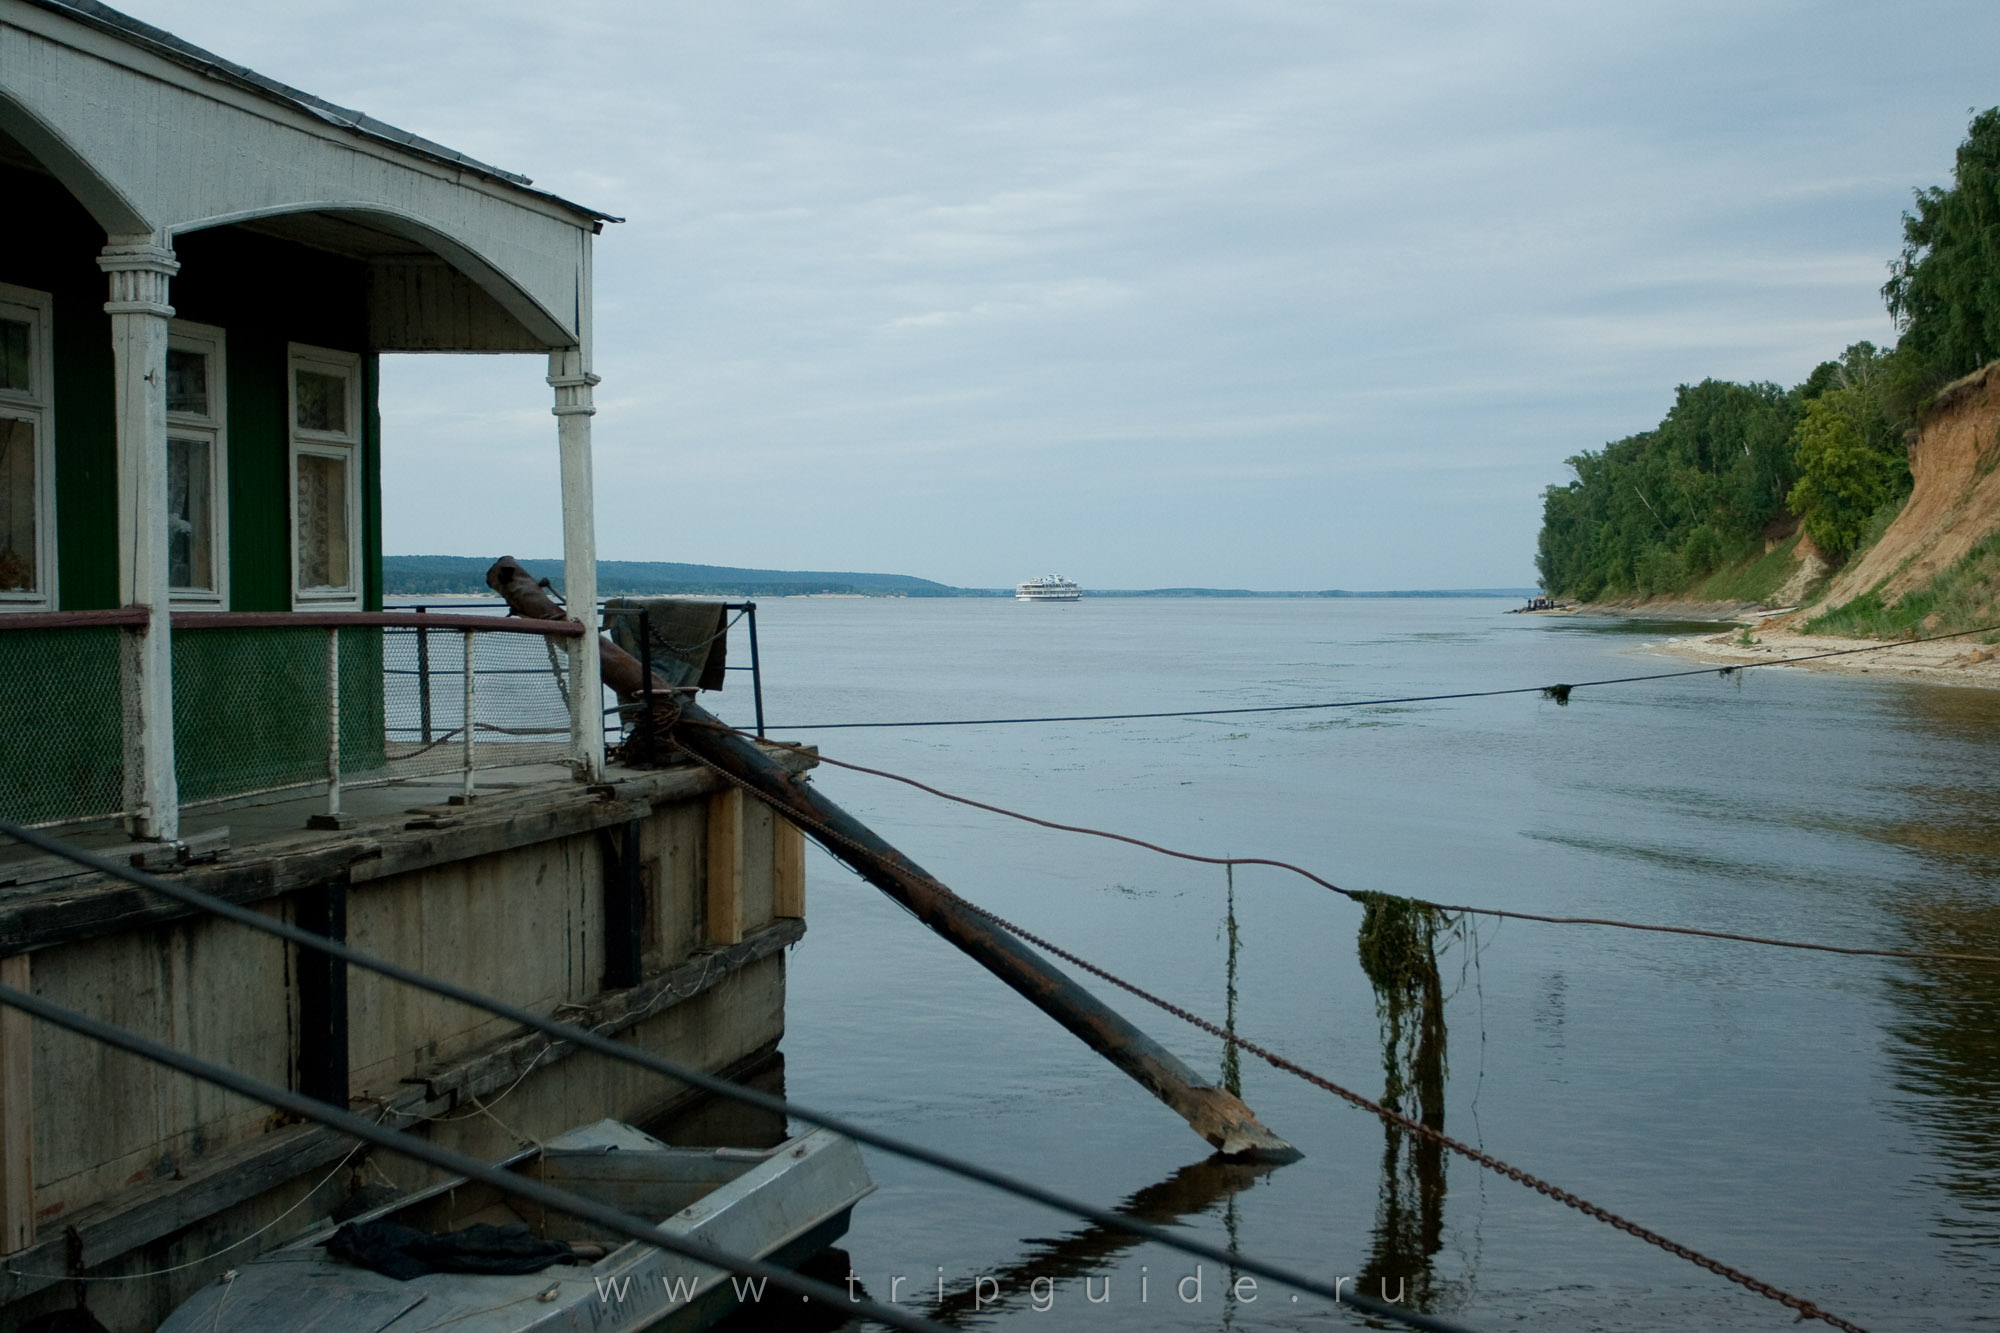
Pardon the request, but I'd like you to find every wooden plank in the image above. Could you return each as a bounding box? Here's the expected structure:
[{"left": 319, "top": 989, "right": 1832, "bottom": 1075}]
[
  {"left": 0, "top": 853, "right": 101, "bottom": 890},
  {"left": 705, "top": 788, "right": 743, "bottom": 946},
  {"left": 68, "top": 1117, "right": 373, "bottom": 1270},
  {"left": 773, "top": 816, "right": 806, "bottom": 919},
  {"left": 0, "top": 954, "right": 30, "bottom": 1254},
  {"left": 418, "top": 917, "right": 801, "bottom": 1104},
  {"left": 4, "top": 918, "right": 802, "bottom": 1295},
  {"left": 170, "top": 611, "right": 582, "bottom": 636},
  {"left": 600, "top": 820, "right": 644, "bottom": 989},
  {"left": 0, "top": 758, "right": 818, "bottom": 958},
  {"left": 356, "top": 793, "right": 654, "bottom": 884},
  {"left": 0, "top": 840, "right": 379, "bottom": 958},
  {"left": 0, "top": 831, "right": 228, "bottom": 887},
  {"left": 0, "top": 606, "right": 150, "bottom": 631}
]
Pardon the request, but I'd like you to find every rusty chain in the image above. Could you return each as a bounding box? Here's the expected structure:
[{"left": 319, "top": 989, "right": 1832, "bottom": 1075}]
[{"left": 666, "top": 730, "right": 1870, "bottom": 1333}]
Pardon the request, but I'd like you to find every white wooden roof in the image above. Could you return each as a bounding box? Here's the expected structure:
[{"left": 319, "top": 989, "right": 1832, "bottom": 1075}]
[{"left": 0, "top": 0, "right": 616, "bottom": 349}]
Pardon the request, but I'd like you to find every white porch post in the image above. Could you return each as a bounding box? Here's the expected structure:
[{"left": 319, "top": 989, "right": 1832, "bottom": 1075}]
[
  {"left": 550, "top": 335, "right": 603, "bottom": 780},
  {"left": 100, "top": 238, "right": 181, "bottom": 840}
]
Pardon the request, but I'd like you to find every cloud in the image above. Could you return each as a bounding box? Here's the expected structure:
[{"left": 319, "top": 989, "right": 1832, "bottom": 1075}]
[{"left": 122, "top": 0, "right": 2000, "bottom": 586}]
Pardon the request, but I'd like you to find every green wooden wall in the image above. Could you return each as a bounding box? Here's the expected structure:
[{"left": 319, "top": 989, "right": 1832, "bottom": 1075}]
[
  {"left": 172, "top": 226, "right": 379, "bottom": 613},
  {"left": 0, "top": 163, "right": 383, "bottom": 613},
  {"left": 0, "top": 163, "right": 393, "bottom": 822}
]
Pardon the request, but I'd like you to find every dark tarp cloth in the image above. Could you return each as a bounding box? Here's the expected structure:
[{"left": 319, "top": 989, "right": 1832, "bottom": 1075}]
[
  {"left": 19, "top": 1314, "right": 113, "bottom": 1333},
  {"left": 604, "top": 598, "right": 729, "bottom": 691},
  {"left": 324, "top": 1220, "right": 574, "bottom": 1281}
]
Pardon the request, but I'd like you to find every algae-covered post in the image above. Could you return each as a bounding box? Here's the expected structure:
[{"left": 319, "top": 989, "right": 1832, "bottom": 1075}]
[{"left": 1355, "top": 892, "right": 1460, "bottom": 1311}]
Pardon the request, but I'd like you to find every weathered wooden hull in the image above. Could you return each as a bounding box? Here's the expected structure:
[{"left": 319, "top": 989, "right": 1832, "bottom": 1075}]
[{"left": 156, "top": 1121, "right": 874, "bottom": 1333}]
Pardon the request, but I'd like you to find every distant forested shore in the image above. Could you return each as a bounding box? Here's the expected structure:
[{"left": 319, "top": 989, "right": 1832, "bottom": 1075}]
[
  {"left": 382, "top": 555, "right": 964, "bottom": 598},
  {"left": 1535, "top": 110, "right": 2000, "bottom": 638},
  {"left": 381, "top": 556, "right": 1531, "bottom": 601}
]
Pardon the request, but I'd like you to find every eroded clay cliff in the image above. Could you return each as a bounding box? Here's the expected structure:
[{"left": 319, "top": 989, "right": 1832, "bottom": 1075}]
[{"left": 1817, "top": 361, "right": 2000, "bottom": 611}]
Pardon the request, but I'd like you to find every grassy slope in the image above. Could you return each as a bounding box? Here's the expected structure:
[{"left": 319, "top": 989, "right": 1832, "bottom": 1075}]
[
  {"left": 1692, "top": 536, "right": 1806, "bottom": 605},
  {"left": 1651, "top": 513, "right": 2000, "bottom": 641},
  {"left": 1802, "top": 531, "right": 2000, "bottom": 640}
]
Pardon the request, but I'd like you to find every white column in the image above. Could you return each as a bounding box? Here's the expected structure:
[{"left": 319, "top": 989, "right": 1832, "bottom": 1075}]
[
  {"left": 549, "top": 338, "right": 603, "bottom": 780},
  {"left": 100, "top": 238, "right": 180, "bottom": 840}
]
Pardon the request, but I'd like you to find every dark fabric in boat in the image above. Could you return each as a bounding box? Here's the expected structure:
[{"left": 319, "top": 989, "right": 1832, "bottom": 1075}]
[
  {"left": 325, "top": 1220, "right": 575, "bottom": 1281},
  {"left": 19, "top": 1313, "right": 112, "bottom": 1333},
  {"left": 604, "top": 598, "right": 729, "bottom": 691}
]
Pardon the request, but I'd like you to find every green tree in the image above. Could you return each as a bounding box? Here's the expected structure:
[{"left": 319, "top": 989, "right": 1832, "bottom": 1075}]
[
  {"left": 1884, "top": 108, "right": 2000, "bottom": 409},
  {"left": 1786, "top": 389, "right": 1893, "bottom": 558},
  {"left": 1533, "top": 379, "right": 1799, "bottom": 598}
]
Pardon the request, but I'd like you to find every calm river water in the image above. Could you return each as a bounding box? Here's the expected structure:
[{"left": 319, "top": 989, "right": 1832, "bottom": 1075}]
[{"left": 693, "top": 596, "right": 2000, "bottom": 1332}]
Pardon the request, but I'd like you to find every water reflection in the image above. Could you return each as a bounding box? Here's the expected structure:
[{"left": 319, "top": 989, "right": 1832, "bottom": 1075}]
[
  {"left": 893, "top": 876, "right": 1285, "bottom": 1326},
  {"left": 1353, "top": 894, "right": 1454, "bottom": 1315},
  {"left": 1359, "top": 1112, "right": 1449, "bottom": 1310},
  {"left": 1544, "top": 617, "right": 1744, "bottom": 637},
  {"left": 673, "top": 1051, "right": 1288, "bottom": 1331},
  {"left": 1221, "top": 866, "right": 1241, "bottom": 1099},
  {"left": 915, "top": 1156, "right": 1285, "bottom": 1325},
  {"left": 1862, "top": 684, "right": 2000, "bottom": 1267}
]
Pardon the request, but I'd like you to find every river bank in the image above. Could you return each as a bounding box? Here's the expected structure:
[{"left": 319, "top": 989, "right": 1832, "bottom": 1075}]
[
  {"left": 1544, "top": 597, "right": 2000, "bottom": 687},
  {"left": 1653, "top": 623, "right": 2000, "bottom": 687}
]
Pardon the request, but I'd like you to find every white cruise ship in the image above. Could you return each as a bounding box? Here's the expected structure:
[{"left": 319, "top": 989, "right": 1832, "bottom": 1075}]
[{"left": 1016, "top": 574, "right": 1082, "bottom": 601}]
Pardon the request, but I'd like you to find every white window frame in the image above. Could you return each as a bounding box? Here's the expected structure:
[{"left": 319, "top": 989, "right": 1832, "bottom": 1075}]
[
  {"left": 287, "top": 343, "right": 363, "bottom": 610},
  {"left": 166, "top": 320, "right": 228, "bottom": 608},
  {"left": 0, "top": 282, "right": 55, "bottom": 612}
]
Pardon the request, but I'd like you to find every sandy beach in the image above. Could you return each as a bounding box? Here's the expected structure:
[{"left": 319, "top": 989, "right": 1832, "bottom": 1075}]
[{"left": 1652, "top": 622, "right": 2000, "bottom": 688}]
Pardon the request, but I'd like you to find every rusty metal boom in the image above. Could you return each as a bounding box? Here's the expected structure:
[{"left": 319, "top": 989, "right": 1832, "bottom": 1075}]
[{"left": 485, "top": 557, "right": 1297, "bottom": 1160}]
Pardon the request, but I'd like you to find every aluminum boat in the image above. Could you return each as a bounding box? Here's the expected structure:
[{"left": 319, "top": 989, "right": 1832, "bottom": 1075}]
[{"left": 157, "top": 1120, "right": 873, "bottom": 1333}]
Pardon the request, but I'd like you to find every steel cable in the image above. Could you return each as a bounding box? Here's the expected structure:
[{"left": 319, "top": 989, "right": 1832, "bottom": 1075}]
[
  {"left": 713, "top": 728, "right": 2000, "bottom": 967},
  {"left": 760, "top": 622, "right": 2000, "bottom": 730},
  {"left": 667, "top": 737, "right": 1870, "bottom": 1333},
  {"left": 0, "top": 817, "right": 1475, "bottom": 1333}
]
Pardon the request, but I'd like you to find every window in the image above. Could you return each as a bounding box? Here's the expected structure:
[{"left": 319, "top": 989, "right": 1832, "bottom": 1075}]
[
  {"left": 0, "top": 284, "right": 53, "bottom": 610},
  {"left": 288, "top": 345, "right": 362, "bottom": 607},
  {"left": 167, "top": 322, "right": 227, "bottom": 605}
]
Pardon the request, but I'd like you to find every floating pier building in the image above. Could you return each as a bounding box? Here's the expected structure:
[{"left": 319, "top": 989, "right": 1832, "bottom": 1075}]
[{"left": 0, "top": 4, "right": 808, "bottom": 1326}]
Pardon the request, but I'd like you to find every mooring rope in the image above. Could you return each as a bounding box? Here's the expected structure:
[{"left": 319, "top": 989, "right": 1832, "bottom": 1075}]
[
  {"left": 692, "top": 725, "right": 2000, "bottom": 968},
  {"left": 667, "top": 735, "right": 1869, "bottom": 1333},
  {"left": 756, "top": 621, "right": 2000, "bottom": 730}
]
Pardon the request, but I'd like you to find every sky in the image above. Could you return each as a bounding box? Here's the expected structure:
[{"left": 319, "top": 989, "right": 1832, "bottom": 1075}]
[{"left": 122, "top": 1, "right": 2000, "bottom": 589}]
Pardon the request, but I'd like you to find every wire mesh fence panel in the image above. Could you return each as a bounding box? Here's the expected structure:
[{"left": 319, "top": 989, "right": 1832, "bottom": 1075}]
[
  {"left": 359, "top": 626, "right": 573, "bottom": 786},
  {"left": 174, "top": 626, "right": 335, "bottom": 804},
  {"left": 0, "top": 619, "right": 575, "bottom": 828},
  {"left": 0, "top": 626, "right": 126, "bottom": 827}
]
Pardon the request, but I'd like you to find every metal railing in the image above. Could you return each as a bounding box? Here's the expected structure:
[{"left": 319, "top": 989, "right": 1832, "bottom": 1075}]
[
  {"left": 0, "top": 610, "right": 584, "bottom": 830},
  {"left": 377, "top": 610, "right": 582, "bottom": 803},
  {"left": 601, "top": 600, "right": 765, "bottom": 761},
  {"left": 0, "top": 598, "right": 766, "bottom": 832},
  {"left": 176, "top": 612, "right": 585, "bottom": 819}
]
